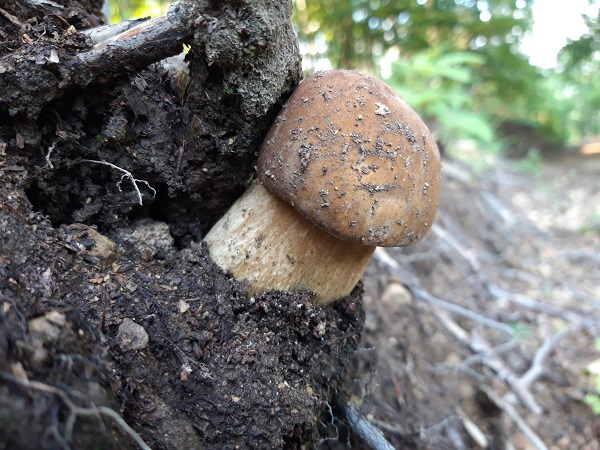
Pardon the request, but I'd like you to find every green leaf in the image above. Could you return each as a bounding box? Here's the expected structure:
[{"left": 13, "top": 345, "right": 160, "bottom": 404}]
[{"left": 437, "top": 109, "right": 496, "bottom": 143}]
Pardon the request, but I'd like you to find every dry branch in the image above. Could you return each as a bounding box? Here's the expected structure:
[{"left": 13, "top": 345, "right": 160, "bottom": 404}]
[
  {"left": 342, "top": 401, "right": 396, "bottom": 450},
  {"left": 0, "top": 7, "right": 24, "bottom": 27},
  {"left": 82, "top": 18, "right": 151, "bottom": 44},
  {"left": 375, "top": 214, "right": 590, "bottom": 437},
  {"left": 479, "top": 384, "right": 548, "bottom": 450},
  {"left": 73, "top": 2, "right": 192, "bottom": 84},
  {"left": 469, "top": 330, "right": 543, "bottom": 414},
  {"left": 518, "top": 321, "right": 581, "bottom": 390},
  {"left": 419, "top": 413, "right": 489, "bottom": 449},
  {"left": 0, "top": 1, "right": 194, "bottom": 117},
  {"left": 373, "top": 248, "right": 514, "bottom": 335}
]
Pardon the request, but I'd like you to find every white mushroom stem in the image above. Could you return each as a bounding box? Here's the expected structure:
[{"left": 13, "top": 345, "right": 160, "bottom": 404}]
[{"left": 204, "top": 181, "right": 375, "bottom": 304}]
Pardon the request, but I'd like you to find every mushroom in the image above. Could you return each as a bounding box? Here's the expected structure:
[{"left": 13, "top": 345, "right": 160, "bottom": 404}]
[{"left": 204, "top": 70, "right": 441, "bottom": 304}]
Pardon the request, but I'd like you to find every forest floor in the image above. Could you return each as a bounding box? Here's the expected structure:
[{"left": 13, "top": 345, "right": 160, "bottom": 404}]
[
  {"left": 1, "top": 1, "right": 598, "bottom": 448},
  {"left": 2, "top": 135, "right": 599, "bottom": 450},
  {"left": 348, "top": 149, "right": 600, "bottom": 449}
]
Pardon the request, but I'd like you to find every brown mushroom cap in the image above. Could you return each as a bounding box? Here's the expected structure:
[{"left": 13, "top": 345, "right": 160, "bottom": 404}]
[{"left": 258, "top": 70, "right": 442, "bottom": 247}]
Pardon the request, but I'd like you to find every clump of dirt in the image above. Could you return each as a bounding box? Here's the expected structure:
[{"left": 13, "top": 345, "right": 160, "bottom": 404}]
[
  {"left": 0, "top": 1, "right": 369, "bottom": 448},
  {"left": 0, "top": 177, "right": 365, "bottom": 449},
  {"left": 1, "top": 0, "right": 301, "bottom": 242}
]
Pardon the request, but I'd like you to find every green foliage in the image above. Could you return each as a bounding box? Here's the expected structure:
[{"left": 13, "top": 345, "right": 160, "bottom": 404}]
[
  {"left": 554, "top": 11, "right": 600, "bottom": 141},
  {"left": 579, "top": 212, "right": 600, "bottom": 234},
  {"left": 514, "top": 148, "right": 543, "bottom": 177},
  {"left": 385, "top": 43, "right": 566, "bottom": 152},
  {"left": 509, "top": 321, "right": 533, "bottom": 340},
  {"left": 293, "top": 0, "right": 558, "bottom": 152},
  {"left": 586, "top": 392, "right": 600, "bottom": 415},
  {"left": 584, "top": 339, "right": 600, "bottom": 415},
  {"left": 293, "top": 0, "right": 533, "bottom": 71},
  {"left": 293, "top": 0, "right": 599, "bottom": 150},
  {"left": 386, "top": 47, "right": 496, "bottom": 147},
  {"left": 104, "top": 0, "right": 170, "bottom": 23},
  {"left": 107, "top": 0, "right": 599, "bottom": 149}
]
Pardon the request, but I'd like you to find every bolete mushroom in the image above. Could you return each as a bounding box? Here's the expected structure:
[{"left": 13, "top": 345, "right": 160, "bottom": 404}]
[{"left": 204, "top": 70, "right": 441, "bottom": 304}]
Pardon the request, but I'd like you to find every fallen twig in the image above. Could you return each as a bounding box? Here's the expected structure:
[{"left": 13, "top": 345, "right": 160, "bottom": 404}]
[
  {"left": 462, "top": 339, "right": 519, "bottom": 367},
  {"left": 479, "top": 384, "right": 548, "bottom": 450},
  {"left": 434, "top": 222, "right": 599, "bottom": 328},
  {"left": 74, "top": 1, "right": 192, "bottom": 84},
  {"left": 420, "top": 412, "right": 488, "bottom": 449},
  {"left": 431, "top": 224, "right": 482, "bottom": 273},
  {"left": 82, "top": 18, "right": 151, "bottom": 44},
  {"left": 430, "top": 307, "right": 471, "bottom": 344},
  {"left": 373, "top": 248, "right": 514, "bottom": 336},
  {"left": 487, "top": 283, "right": 584, "bottom": 322},
  {"left": 0, "top": 1, "right": 195, "bottom": 118},
  {"left": 518, "top": 321, "right": 581, "bottom": 390},
  {"left": 469, "top": 330, "right": 543, "bottom": 414},
  {"left": 342, "top": 401, "right": 396, "bottom": 450},
  {"left": 0, "top": 7, "right": 24, "bottom": 27}
]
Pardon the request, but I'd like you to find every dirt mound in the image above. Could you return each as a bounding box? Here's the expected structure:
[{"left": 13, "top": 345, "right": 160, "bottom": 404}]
[{"left": 0, "top": 180, "right": 364, "bottom": 449}]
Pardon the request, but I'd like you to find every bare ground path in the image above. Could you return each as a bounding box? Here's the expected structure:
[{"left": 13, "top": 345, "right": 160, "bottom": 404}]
[{"left": 345, "top": 151, "right": 600, "bottom": 449}]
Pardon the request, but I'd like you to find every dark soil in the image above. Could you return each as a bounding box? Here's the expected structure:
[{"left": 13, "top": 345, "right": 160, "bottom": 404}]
[
  {"left": 1, "top": 0, "right": 301, "bottom": 238},
  {"left": 0, "top": 1, "right": 368, "bottom": 449},
  {"left": 0, "top": 177, "right": 364, "bottom": 449}
]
